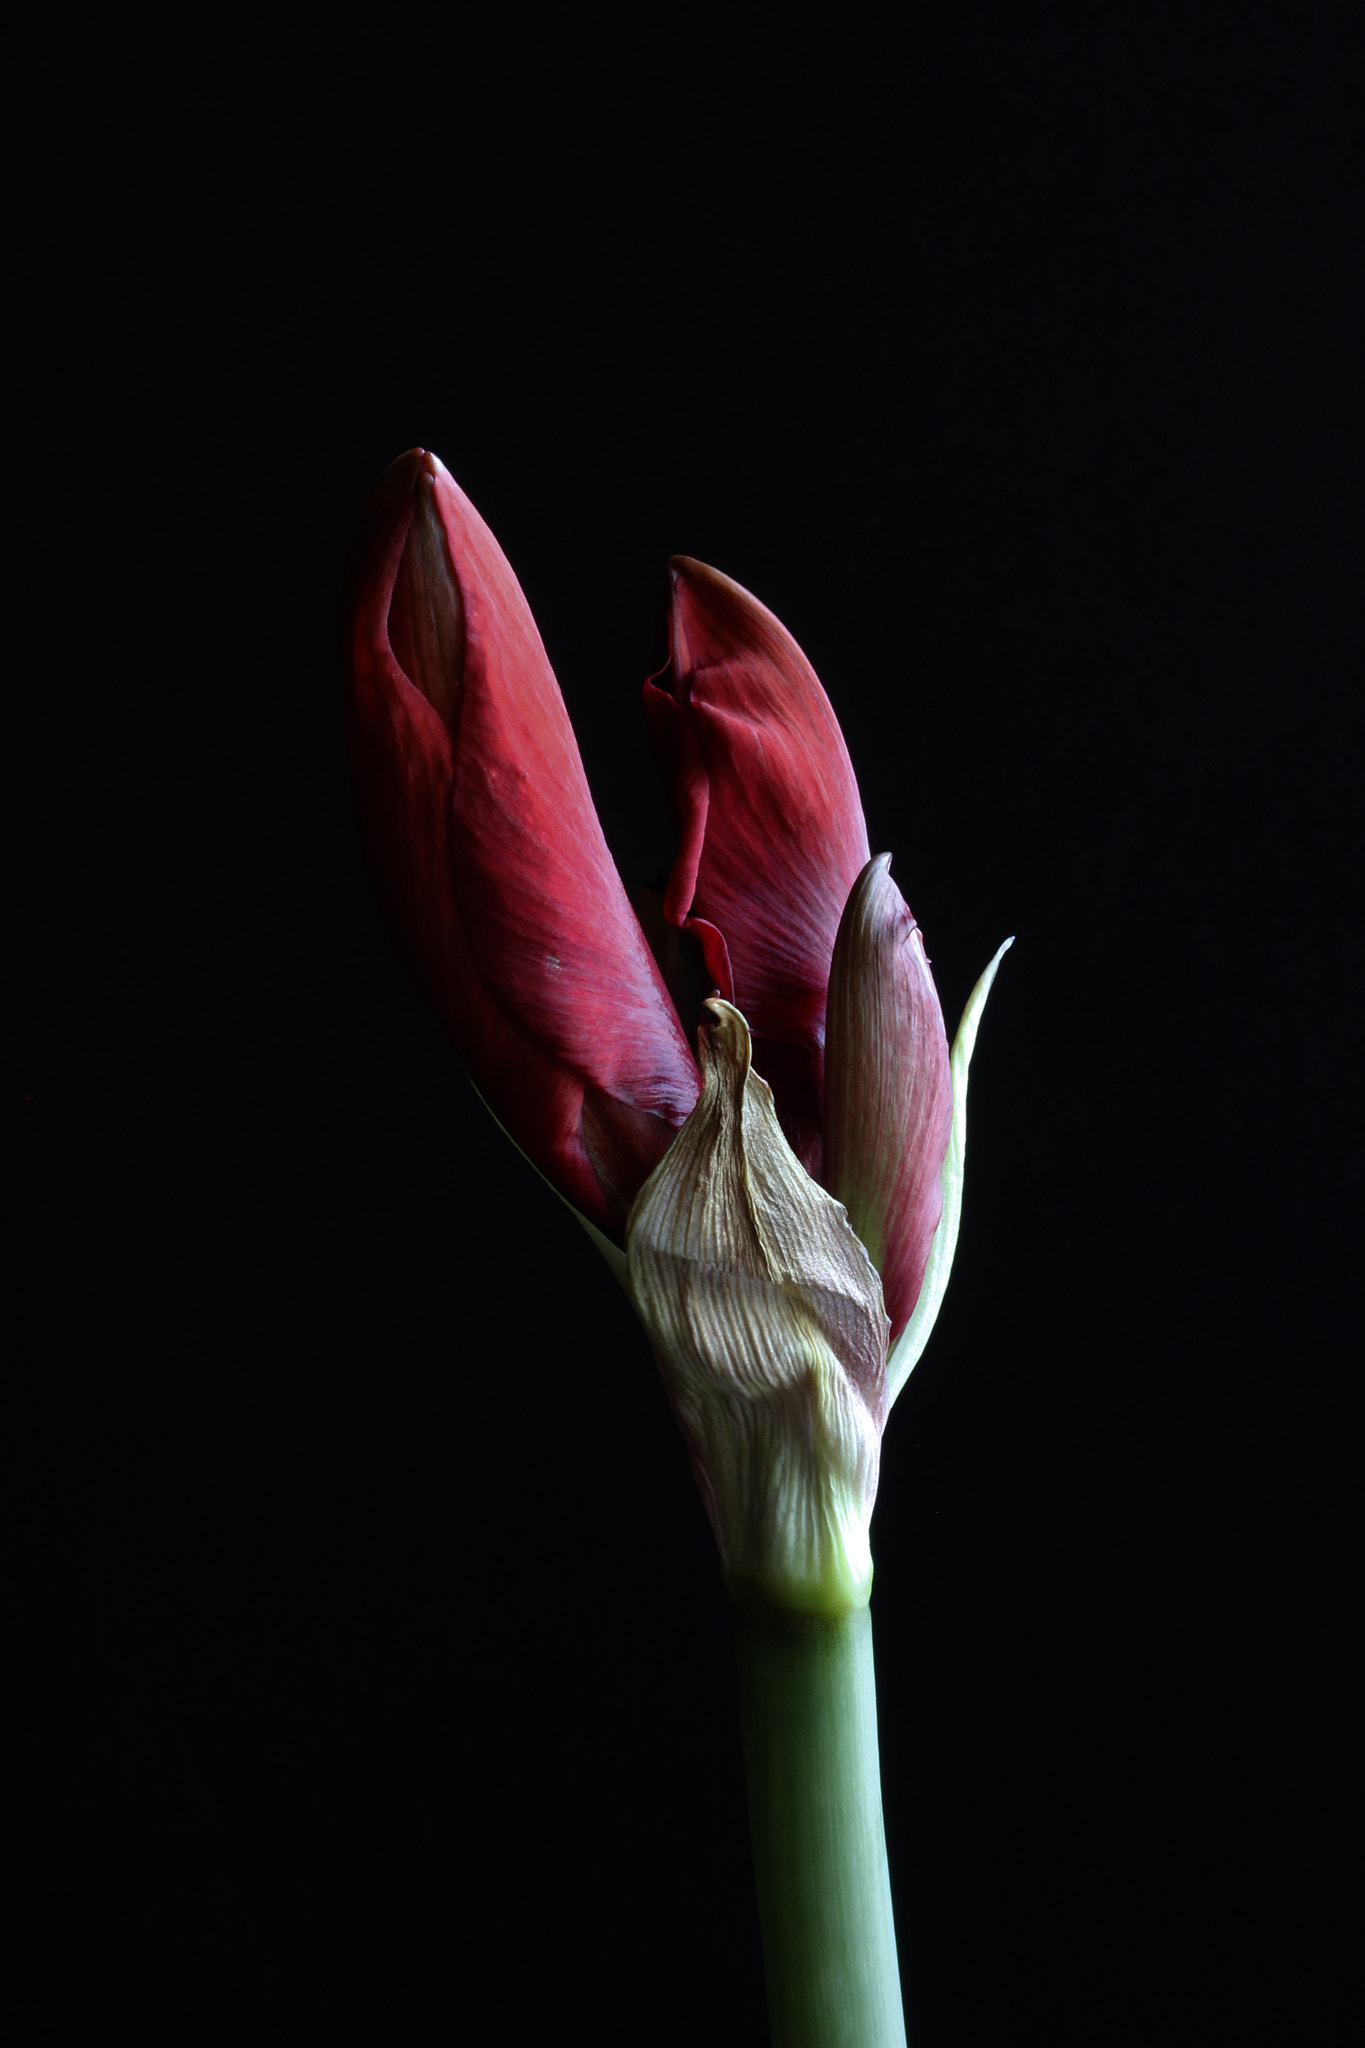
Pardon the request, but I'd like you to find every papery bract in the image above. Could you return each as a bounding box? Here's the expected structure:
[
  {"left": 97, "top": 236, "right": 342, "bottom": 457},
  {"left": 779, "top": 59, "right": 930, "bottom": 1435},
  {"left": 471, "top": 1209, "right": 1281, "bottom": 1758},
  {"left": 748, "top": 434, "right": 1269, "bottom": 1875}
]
[{"left": 627, "top": 1000, "right": 888, "bottom": 1615}]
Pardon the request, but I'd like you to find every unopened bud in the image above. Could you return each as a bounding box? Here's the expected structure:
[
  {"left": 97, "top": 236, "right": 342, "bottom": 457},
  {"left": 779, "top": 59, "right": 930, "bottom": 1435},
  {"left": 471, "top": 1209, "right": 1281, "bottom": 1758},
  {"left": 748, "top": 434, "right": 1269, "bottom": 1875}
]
[{"left": 824, "top": 853, "right": 952, "bottom": 1347}]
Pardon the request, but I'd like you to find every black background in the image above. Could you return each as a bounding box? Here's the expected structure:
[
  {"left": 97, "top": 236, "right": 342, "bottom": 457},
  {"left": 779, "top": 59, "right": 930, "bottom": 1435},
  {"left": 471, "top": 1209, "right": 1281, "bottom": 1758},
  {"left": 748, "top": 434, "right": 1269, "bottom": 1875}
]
[{"left": 11, "top": 8, "right": 1359, "bottom": 2042}]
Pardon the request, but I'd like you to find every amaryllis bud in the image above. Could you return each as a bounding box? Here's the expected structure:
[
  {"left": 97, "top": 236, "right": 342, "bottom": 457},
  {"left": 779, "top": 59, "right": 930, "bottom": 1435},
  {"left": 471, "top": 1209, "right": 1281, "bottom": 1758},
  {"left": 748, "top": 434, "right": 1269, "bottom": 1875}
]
[
  {"left": 824, "top": 854, "right": 953, "bottom": 1348},
  {"left": 342, "top": 450, "right": 700, "bottom": 1240},
  {"left": 342, "top": 446, "right": 1012, "bottom": 2046},
  {"left": 626, "top": 999, "right": 889, "bottom": 1616},
  {"left": 342, "top": 446, "right": 1011, "bottom": 1595},
  {"left": 643, "top": 559, "right": 871, "bottom": 1179}
]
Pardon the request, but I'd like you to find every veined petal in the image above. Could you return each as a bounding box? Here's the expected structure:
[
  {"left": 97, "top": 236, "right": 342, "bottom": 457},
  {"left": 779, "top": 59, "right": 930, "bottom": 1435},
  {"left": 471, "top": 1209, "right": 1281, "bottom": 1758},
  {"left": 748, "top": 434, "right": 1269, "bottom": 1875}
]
[
  {"left": 626, "top": 1000, "right": 889, "bottom": 1615},
  {"left": 643, "top": 560, "right": 870, "bottom": 1179},
  {"left": 343, "top": 450, "right": 700, "bottom": 1238},
  {"left": 824, "top": 856, "right": 953, "bottom": 1346}
]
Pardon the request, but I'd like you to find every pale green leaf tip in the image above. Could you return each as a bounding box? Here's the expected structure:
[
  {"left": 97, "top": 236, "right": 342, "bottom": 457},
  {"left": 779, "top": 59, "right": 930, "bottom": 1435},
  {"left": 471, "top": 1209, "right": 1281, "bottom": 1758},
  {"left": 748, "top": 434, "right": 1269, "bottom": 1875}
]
[
  {"left": 573, "top": 1208, "right": 629, "bottom": 1289},
  {"left": 885, "top": 935, "right": 1013, "bottom": 1405},
  {"left": 467, "top": 1075, "right": 632, "bottom": 1293}
]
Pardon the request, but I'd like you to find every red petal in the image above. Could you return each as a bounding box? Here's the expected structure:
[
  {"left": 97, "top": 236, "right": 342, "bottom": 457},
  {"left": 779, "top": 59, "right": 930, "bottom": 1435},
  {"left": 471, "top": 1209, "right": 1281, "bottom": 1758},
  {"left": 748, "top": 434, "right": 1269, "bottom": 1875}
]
[
  {"left": 642, "top": 559, "right": 870, "bottom": 1179},
  {"left": 343, "top": 450, "right": 699, "bottom": 1237},
  {"left": 823, "top": 855, "right": 953, "bottom": 1343}
]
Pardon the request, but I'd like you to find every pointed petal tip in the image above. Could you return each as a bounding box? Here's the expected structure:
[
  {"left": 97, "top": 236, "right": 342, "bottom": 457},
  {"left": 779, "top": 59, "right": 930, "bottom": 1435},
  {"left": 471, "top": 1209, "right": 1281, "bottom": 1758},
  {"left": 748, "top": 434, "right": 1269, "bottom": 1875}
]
[
  {"left": 843, "top": 850, "right": 911, "bottom": 937},
  {"left": 378, "top": 445, "right": 429, "bottom": 480},
  {"left": 379, "top": 447, "right": 449, "bottom": 492},
  {"left": 666, "top": 555, "right": 760, "bottom": 615}
]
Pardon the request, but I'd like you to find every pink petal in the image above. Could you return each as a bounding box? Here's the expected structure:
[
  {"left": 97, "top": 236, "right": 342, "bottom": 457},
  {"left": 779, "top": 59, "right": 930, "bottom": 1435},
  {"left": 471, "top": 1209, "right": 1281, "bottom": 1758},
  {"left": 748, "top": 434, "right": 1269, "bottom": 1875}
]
[
  {"left": 823, "top": 855, "right": 953, "bottom": 1344},
  {"left": 642, "top": 559, "right": 870, "bottom": 1178},
  {"left": 343, "top": 450, "right": 699, "bottom": 1238}
]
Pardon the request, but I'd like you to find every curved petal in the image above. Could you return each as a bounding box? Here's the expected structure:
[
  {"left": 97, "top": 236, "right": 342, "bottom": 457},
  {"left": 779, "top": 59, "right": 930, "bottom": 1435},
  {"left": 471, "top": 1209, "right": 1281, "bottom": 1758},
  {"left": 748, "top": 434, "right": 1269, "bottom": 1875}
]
[
  {"left": 642, "top": 559, "right": 870, "bottom": 1179},
  {"left": 885, "top": 937, "right": 1013, "bottom": 1402},
  {"left": 343, "top": 449, "right": 700, "bottom": 1239},
  {"left": 823, "top": 855, "right": 953, "bottom": 1346}
]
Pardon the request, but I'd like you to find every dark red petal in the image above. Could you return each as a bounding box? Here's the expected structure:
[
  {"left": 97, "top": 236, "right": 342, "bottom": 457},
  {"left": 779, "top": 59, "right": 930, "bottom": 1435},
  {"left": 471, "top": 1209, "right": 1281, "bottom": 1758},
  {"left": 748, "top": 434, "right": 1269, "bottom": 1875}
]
[
  {"left": 823, "top": 855, "right": 953, "bottom": 1344},
  {"left": 643, "top": 559, "right": 870, "bottom": 1179},
  {"left": 343, "top": 450, "right": 700, "bottom": 1238}
]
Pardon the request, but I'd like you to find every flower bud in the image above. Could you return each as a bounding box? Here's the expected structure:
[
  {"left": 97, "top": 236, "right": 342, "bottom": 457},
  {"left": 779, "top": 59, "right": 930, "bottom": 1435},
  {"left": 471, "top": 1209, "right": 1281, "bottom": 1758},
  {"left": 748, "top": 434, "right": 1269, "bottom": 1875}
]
[
  {"left": 642, "top": 557, "right": 871, "bottom": 1178},
  {"left": 823, "top": 854, "right": 953, "bottom": 1347},
  {"left": 626, "top": 1000, "right": 889, "bottom": 1616},
  {"left": 341, "top": 449, "right": 699, "bottom": 1241}
]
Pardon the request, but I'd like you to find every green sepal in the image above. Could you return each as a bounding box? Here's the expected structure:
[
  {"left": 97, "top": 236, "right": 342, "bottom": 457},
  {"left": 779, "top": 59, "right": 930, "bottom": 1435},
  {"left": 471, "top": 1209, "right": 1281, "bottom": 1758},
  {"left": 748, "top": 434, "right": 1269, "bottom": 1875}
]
[{"left": 886, "top": 936, "right": 1013, "bottom": 1404}]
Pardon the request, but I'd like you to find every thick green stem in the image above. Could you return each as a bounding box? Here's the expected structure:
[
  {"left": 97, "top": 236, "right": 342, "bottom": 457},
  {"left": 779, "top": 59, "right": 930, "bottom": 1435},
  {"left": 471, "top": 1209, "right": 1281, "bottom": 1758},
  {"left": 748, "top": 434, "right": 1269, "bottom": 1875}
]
[{"left": 734, "top": 1604, "right": 906, "bottom": 2048}]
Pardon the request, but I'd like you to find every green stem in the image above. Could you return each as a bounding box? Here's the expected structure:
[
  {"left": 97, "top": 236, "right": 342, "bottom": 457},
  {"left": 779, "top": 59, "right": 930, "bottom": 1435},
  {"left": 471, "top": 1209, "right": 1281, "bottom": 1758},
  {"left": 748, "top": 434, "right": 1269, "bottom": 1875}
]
[{"left": 734, "top": 1604, "right": 907, "bottom": 2048}]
